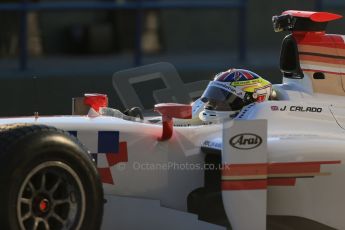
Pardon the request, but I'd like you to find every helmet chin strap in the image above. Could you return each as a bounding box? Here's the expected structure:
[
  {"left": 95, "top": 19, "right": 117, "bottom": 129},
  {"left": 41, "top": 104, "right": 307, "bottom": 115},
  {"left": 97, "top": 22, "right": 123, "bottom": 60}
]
[{"left": 199, "top": 109, "right": 239, "bottom": 122}]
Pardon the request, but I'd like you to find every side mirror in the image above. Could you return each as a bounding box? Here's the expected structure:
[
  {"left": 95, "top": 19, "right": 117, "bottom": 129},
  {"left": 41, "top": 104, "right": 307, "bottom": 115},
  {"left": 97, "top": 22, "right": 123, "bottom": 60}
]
[
  {"left": 72, "top": 93, "right": 108, "bottom": 115},
  {"left": 154, "top": 103, "right": 192, "bottom": 141}
]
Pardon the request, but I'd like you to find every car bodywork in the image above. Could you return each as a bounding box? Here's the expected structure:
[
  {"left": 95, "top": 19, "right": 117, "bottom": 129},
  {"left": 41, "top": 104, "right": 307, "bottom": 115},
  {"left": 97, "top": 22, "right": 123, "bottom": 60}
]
[{"left": 3, "top": 9, "right": 345, "bottom": 230}]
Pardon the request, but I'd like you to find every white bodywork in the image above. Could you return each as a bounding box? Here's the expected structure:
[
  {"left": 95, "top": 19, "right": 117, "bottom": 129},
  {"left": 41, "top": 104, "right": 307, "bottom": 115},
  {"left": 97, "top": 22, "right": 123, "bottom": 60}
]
[{"left": 1, "top": 74, "right": 345, "bottom": 229}]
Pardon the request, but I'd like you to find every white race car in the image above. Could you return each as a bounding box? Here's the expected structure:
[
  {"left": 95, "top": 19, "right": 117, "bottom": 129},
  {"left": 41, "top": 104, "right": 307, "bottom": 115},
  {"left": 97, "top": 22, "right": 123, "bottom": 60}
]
[{"left": 1, "top": 10, "right": 345, "bottom": 230}]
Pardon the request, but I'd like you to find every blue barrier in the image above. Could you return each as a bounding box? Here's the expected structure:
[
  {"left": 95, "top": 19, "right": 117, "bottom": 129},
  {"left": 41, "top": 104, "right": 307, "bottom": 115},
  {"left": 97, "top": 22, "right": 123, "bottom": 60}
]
[
  {"left": 0, "top": 0, "right": 247, "bottom": 71},
  {"left": 0, "top": 1, "right": 246, "bottom": 11}
]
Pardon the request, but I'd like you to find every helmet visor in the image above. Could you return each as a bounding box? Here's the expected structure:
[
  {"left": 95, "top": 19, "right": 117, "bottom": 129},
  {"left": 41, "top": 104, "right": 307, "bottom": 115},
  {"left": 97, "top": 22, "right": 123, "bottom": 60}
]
[{"left": 201, "top": 81, "right": 244, "bottom": 111}]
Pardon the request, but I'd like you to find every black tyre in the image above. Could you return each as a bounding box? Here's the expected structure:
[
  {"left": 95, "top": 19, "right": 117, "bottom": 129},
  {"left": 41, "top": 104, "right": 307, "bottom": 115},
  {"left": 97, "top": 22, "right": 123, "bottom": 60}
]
[{"left": 0, "top": 124, "right": 103, "bottom": 230}]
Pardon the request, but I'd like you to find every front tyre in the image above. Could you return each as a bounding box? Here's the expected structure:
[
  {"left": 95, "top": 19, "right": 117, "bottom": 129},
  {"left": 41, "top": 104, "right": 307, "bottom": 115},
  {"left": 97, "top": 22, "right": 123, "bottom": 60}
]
[{"left": 0, "top": 124, "right": 103, "bottom": 230}]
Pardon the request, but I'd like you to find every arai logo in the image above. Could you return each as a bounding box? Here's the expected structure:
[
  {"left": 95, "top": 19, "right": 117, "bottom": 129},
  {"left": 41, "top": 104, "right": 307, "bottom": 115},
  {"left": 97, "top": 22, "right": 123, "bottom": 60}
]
[{"left": 229, "top": 133, "right": 262, "bottom": 150}]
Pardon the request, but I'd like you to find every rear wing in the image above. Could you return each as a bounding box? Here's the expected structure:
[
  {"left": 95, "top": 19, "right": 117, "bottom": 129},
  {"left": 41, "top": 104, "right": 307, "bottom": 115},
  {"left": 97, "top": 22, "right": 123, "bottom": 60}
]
[{"left": 272, "top": 10, "right": 342, "bottom": 32}]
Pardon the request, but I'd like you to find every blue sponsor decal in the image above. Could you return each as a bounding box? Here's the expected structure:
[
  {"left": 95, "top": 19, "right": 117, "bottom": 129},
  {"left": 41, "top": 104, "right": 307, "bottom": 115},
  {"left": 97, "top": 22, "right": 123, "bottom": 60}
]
[{"left": 98, "top": 131, "right": 119, "bottom": 153}]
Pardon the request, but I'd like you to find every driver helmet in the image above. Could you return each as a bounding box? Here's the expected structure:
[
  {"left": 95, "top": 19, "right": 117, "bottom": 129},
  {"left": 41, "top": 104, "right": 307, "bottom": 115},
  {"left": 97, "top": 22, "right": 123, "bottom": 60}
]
[{"left": 200, "top": 68, "right": 272, "bottom": 122}]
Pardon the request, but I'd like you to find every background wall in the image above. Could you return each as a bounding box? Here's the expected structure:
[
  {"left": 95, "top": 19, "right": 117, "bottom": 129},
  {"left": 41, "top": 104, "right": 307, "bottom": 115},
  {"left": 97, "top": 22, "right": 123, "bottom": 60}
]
[{"left": 0, "top": 0, "right": 345, "bottom": 116}]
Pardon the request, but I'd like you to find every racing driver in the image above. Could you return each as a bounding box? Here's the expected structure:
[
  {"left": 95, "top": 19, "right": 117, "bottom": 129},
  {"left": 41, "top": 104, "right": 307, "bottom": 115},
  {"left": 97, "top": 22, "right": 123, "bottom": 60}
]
[{"left": 198, "top": 68, "right": 272, "bottom": 122}]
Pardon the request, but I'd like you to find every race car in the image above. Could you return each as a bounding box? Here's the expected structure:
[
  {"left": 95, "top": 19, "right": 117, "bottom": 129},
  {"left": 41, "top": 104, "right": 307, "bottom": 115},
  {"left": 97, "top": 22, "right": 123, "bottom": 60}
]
[{"left": 1, "top": 9, "right": 345, "bottom": 230}]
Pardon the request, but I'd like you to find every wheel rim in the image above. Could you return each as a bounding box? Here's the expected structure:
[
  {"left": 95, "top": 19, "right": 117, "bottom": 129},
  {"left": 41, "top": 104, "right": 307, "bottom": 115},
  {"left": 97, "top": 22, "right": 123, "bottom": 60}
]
[{"left": 17, "top": 161, "right": 86, "bottom": 230}]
